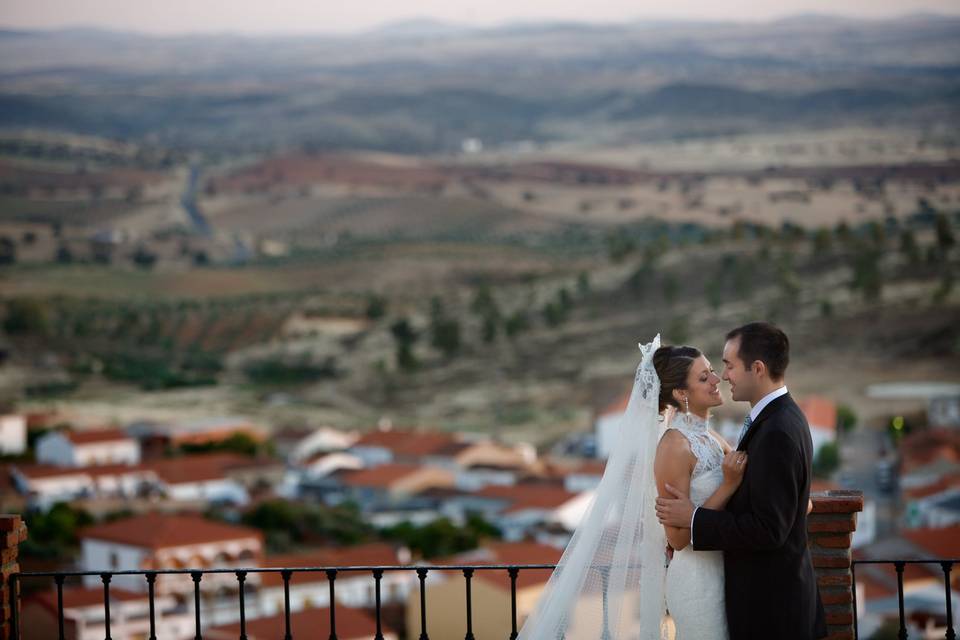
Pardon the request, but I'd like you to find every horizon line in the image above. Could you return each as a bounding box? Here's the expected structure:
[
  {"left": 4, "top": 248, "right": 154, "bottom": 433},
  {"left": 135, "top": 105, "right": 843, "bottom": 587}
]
[{"left": 2, "top": 9, "right": 959, "bottom": 40}]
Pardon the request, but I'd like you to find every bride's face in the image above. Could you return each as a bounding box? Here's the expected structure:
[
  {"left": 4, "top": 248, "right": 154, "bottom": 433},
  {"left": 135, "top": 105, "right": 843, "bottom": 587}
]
[{"left": 680, "top": 356, "right": 723, "bottom": 413}]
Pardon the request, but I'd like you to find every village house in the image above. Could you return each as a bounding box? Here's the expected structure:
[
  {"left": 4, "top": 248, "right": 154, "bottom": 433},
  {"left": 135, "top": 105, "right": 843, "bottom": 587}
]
[
  {"left": 256, "top": 542, "right": 414, "bottom": 617},
  {"left": 406, "top": 541, "right": 563, "bottom": 640},
  {"left": 21, "top": 586, "right": 193, "bottom": 640},
  {"left": 0, "top": 413, "right": 26, "bottom": 455},
  {"left": 35, "top": 428, "right": 140, "bottom": 467},
  {"left": 206, "top": 604, "right": 396, "bottom": 640},
  {"left": 79, "top": 513, "right": 264, "bottom": 627}
]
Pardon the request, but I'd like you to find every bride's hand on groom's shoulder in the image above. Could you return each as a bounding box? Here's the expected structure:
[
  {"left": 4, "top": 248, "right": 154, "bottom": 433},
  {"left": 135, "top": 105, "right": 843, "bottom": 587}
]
[{"left": 721, "top": 451, "right": 748, "bottom": 488}]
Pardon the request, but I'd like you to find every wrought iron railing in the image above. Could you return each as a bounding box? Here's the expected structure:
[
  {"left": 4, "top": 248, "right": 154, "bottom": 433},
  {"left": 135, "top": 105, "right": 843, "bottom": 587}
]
[
  {"left": 8, "top": 559, "right": 957, "bottom": 639},
  {"left": 5, "top": 563, "right": 557, "bottom": 640},
  {"left": 851, "top": 559, "right": 957, "bottom": 640}
]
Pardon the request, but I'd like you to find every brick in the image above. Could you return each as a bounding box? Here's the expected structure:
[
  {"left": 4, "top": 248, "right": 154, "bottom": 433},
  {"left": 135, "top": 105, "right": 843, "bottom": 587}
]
[
  {"left": 826, "top": 610, "right": 854, "bottom": 625},
  {"left": 810, "top": 491, "right": 864, "bottom": 514},
  {"left": 808, "top": 514, "right": 857, "bottom": 533},
  {"left": 823, "top": 630, "right": 855, "bottom": 640},
  {"left": 819, "top": 587, "right": 853, "bottom": 605},
  {"left": 811, "top": 534, "right": 853, "bottom": 549},
  {"left": 814, "top": 555, "right": 851, "bottom": 569},
  {"left": 0, "top": 517, "right": 21, "bottom": 533},
  {"left": 817, "top": 572, "right": 852, "bottom": 588}
]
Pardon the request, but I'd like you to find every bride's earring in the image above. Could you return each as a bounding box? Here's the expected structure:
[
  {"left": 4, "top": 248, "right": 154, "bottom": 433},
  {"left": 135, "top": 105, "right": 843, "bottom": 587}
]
[{"left": 684, "top": 395, "right": 690, "bottom": 414}]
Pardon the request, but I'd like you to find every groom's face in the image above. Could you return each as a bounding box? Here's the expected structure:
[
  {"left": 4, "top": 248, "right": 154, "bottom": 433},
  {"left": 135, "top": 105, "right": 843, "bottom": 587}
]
[{"left": 722, "top": 337, "right": 754, "bottom": 402}]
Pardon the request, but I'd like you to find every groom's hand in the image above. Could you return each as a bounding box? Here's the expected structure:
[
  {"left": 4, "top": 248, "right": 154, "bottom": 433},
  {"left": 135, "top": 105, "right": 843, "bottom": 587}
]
[{"left": 655, "top": 484, "right": 694, "bottom": 528}]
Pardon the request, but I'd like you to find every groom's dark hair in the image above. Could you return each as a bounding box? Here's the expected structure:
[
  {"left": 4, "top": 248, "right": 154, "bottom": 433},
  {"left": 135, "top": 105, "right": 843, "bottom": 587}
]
[{"left": 726, "top": 321, "right": 789, "bottom": 380}]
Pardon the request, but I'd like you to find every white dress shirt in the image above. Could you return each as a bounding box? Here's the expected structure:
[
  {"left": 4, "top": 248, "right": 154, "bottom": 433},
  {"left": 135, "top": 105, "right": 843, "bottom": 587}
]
[{"left": 689, "top": 386, "right": 788, "bottom": 543}]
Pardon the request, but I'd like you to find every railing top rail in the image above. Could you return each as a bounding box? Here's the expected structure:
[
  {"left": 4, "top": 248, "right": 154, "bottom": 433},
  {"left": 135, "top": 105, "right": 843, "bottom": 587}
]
[
  {"left": 852, "top": 559, "right": 960, "bottom": 565},
  {"left": 7, "top": 563, "right": 561, "bottom": 580}
]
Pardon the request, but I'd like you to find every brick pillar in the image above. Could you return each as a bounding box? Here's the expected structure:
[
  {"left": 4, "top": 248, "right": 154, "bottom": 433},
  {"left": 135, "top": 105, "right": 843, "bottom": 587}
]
[
  {"left": 808, "top": 490, "right": 864, "bottom": 640},
  {"left": 0, "top": 515, "right": 27, "bottom": 640}
]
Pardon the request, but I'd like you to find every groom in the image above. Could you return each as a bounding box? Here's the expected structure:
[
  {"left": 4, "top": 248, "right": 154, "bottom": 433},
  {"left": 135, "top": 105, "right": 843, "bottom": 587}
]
[{"left": 656, "top": 322, "right": 827, "bottom": 640}]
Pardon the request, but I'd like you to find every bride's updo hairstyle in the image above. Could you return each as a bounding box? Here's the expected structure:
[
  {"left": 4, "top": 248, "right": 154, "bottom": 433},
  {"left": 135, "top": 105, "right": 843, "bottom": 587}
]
[{"left": 653, "top": 345, "right": 702, "bottom": 413}]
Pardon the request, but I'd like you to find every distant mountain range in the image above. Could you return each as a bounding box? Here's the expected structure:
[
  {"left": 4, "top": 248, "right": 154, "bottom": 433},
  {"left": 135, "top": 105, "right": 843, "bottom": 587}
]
[{"left": 0, "top": 15, "right": 957, "bottom": 152}]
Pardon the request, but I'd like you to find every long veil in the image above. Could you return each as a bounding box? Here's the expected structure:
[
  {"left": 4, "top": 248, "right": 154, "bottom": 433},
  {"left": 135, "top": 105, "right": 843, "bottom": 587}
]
[{"left": 517, "top": 334, "right": 669, "bottom": 640}]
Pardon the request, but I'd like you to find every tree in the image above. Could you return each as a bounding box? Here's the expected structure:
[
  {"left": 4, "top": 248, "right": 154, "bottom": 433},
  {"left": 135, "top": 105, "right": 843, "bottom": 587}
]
[
  {"left": 390, "top": 318, "right": 419, "bottom": 370},
  {"left": 3, "top": 298, "right": 50, "bottom": 335},
  {"left": 899, "top": 229, "right": 920, "bottom": 264},
  {"left": 813, "top": 442, "right": 840, "bottom": 478},
  {"left": 504, "top": 309, "right": 530, "bottom": 338},
  {"left": 662, "top": 274, "right": 679, "bottom": 304},
  {"left": 365, "top": 293, "right": 387, "bottom": 320},
  {"left": 0, "top": 236, "right": 15, "bottom": 265},
  {"left": 812, "top": 228, "right": 832, "bottom": 254},
  {"left": 577, "top": 271, "right": 591, "bottom": 295},
  {"left": 22, "top": 503, "right": 94, "bottom": 560},
  {"left": 850, "top": 246, "right": 883, "bottom": 302},
  {"left": 935, "top": 213, "right": 956, "bottom": 255},
  {"left": 837, "top": 405, "right": 857, "bottom": 434},
  {"left": 132, "top": 245, "right": 157, "bottom": 270},
  {"left": 429, "top": 297, "right": 461, "bottom": 357}
]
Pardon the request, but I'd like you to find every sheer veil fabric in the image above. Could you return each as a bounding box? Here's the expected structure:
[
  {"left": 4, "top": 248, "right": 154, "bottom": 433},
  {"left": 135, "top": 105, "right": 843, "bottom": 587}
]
[{"left": 517, "top": 335, "right": 669, "bottom": 640}]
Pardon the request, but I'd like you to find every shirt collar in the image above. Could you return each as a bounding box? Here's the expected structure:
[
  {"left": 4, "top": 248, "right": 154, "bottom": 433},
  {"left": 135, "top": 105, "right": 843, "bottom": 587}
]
[{"left": 749, "top": 385, "right": 788, "bottom": 423}]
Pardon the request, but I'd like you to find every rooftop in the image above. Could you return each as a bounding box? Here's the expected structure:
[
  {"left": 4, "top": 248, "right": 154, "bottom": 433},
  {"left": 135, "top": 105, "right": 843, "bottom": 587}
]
[
  {"left": 27, "top": 586, "right": 144, "bottom": 613},
  {"left": 63, "top": 428, "right": 133, "bottom": 445},
  {"left": 80, "top": 513, "right": 263, "bottom": 549},
  {"left": 352, "top": 429, "right": 461, "bottom": 457},
  {"left": 206, "top": 605, "right": 389, "bottom": 640},
  {"left": 260, "top": 543, "right": 401, "bottom": 587},
  {"left": 339, "top": 463, "right": 425, "bottom": 488}
]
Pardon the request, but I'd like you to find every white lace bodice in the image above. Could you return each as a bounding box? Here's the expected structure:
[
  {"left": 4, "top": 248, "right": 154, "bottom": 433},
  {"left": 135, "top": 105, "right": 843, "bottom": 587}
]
[{"left": 668, "top": 412, "right": 726, "bottom": 507}]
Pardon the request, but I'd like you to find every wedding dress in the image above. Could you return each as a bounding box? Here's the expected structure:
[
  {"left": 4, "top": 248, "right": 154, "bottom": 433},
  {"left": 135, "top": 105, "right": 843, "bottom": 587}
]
[{"left": 663, "top": 412, "right": 729, "bottom": 640}]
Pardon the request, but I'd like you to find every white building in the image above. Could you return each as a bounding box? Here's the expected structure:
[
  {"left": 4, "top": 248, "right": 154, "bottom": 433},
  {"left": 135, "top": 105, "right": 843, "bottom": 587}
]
[
  {"left": 36, "top": 428, "right": 140, "bottom": 467},
  {"left": 594, "top": 392, "right": 630, "bottom": 459},
  {"left": 257, "top": 543, "right": 414, "bottom": 618},
  {"left": 80, "top": 513, "right": 264, "bottom": 626},
  {"left": 22, "top": 586, "right": 193, "bottom": 640},
  {"left": 0, "top": 414, "right": 26, "bottom": 455},
  {"left": 10, "top": 463, "right": 157, "bottom": 510},
  {"left": 147, "top": 454, "right": 251, "bottom": 506}
]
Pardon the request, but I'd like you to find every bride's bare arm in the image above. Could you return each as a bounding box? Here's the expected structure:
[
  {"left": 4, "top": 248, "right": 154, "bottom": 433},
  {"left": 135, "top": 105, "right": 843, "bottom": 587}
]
[
  {"left": 654, "top": 431, "right": 697, "bottom": 552},
  {"left": 700, "top": 451, "right": 748, "bottom": 511}
]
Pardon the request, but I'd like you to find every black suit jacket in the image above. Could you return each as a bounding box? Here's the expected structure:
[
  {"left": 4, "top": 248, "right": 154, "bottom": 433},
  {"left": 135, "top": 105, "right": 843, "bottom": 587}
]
[{"left": 692, "top": 392, "right": 827, "bottom": 640}]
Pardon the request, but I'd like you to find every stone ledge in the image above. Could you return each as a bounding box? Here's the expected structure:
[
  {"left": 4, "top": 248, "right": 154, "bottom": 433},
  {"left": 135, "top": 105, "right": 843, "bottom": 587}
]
[{"left": 811, "top": 490, "right": 864, "bottom": 514}]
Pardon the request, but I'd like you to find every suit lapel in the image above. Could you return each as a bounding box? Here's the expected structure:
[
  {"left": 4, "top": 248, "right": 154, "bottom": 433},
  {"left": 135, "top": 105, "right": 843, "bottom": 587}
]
[{"left": 737, "top": 392, "right": 791, "bottom": 451}]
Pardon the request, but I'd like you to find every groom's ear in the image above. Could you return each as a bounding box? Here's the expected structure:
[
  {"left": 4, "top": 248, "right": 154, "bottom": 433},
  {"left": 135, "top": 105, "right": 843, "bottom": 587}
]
[{"left": 752, "top": 359, "right": 767, "bottom": 379}]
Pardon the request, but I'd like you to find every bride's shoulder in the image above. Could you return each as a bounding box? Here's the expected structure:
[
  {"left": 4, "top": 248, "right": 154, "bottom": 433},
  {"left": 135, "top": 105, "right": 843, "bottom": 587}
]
[{"left": 656, "top": 427, "right": 692, "bottom": 454}]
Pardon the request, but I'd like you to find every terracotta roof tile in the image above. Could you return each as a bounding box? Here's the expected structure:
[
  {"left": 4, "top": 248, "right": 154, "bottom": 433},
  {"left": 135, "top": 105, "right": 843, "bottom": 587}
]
[
  {"left": 435, "top": 542, "right": 561, "bottom": 590},
  {"left": 903, "top": 524, "right": 960, "bottom": 559},
  {"left": 797, "top": 396, "right": 837, "bottom": 431},
  {"left": 474, "top": 484, "right": 578, "bottom": 513},
  {"left": 64, "top": 429, "right": 133, "bottom": 445},
  {"left": 340, "top": 463, "right": 422, "bottom": 488},
  {"left": 80, "top": 513, "right": 263, "bottom": 549},
  {"left": 904, "top": 473, "right": 960, "bottom": 500},
  {"left": 353, "top": 430, "right": 459, "bottom": 457},
  {"left": 206, "top": 605, "right": 390, "bottom": 640},
  {"left": 146, "top": 453, "right": 252, "bottom": 484},
  {"left": 27, "top": 586, "right": 144, "bottom": 613},
  {"left": 260, "top": 543, "right": 400, "bottom": 587}
]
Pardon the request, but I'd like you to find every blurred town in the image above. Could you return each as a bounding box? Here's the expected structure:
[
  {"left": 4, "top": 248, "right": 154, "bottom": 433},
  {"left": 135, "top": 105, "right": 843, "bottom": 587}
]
[{"left": 0, "top": 7, "right": 959, "bottom": 640}]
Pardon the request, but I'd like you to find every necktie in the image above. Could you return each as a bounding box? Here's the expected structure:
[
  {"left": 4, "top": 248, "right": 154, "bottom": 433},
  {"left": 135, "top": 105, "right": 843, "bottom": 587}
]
[{"left": 737, "top": 415, "right": 753, "bottom": 447}]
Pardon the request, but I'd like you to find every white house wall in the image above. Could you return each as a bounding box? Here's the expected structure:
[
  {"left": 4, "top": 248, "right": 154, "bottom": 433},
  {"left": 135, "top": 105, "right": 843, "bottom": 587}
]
[{"left": 0, "top": 415, "right": 26, "bottom": 455}]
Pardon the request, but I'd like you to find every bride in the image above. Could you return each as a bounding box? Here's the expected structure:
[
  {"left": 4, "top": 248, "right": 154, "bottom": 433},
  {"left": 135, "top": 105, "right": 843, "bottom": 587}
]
[{"left": 516, "top": 335, "right": 745, "bottom": 639}]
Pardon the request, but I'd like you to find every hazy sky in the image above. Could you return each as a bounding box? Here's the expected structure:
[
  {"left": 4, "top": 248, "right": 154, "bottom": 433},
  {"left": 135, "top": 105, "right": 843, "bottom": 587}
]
[{"left": 2, "top": 0, "right": 959, "bottom": 35}]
